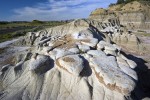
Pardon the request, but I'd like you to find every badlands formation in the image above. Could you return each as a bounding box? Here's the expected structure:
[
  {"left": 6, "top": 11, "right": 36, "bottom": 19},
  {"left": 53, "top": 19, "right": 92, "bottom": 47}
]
[
  {"left": 89, "top": 1, "right": 150, "bottom": 33},
  {"left": 0, "top": 19, "right": 143, "bottom": 100}
]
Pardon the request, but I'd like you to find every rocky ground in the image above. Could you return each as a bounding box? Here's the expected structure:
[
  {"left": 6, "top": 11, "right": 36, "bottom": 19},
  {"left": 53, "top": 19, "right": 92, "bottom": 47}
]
[
  {"left": 119, "top": 35, "right": 150, "bottom": 100},
  {"left": 0, "top": 19, "right": 149, "bottom": 100},
  {"left": 89, "top": 1, "right": 150, "bottom": 33},
  {"left": 121, "top": 32, "right": 150, "bottom": 68},
  {"left": 1, "top": 1, "right": 150, "bottom": 99},
  {"left": 0, "top": 38, "right": 30, "bottom": 67},
  {"left": 137, "top": 34, "right": 150, "bottom": 68}
]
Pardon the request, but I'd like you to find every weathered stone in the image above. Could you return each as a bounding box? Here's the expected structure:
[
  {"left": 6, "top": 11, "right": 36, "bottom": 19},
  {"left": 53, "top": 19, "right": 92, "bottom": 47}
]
[
  {"left": 0, "top": 19, "right": 139, "bottom": 100},
  {"left": 117, "top": 57, "right": 138, "bottom": 80},
  {"left": 87, "top": 50, "right": 106, "bottom": 57},
  {"left": 78, "top": 44, "right": 90, "bottom": 52},
  {"left": 81, "top": 38, "right": 98, "bottom": 47},
  {"left": 126, "top": 59, "right": 137, "bottom": 69},
  {"left": 90, "top": 56, "right": 136, "bottom": 95},
  {"left": 29, "top": 54, "right": 51, "bottom": 73},
  {"left": 57, "top": 55, "right": 84, "bottom": 76},
  {"left": 104, "top": 49, "right": 117, "bottom": 56},
  {"left": 68, "top": 48, "right": 79, "bottom": 54}
]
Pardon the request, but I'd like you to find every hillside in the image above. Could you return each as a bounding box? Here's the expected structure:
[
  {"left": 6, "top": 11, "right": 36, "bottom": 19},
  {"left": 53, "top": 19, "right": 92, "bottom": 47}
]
[
  {"left": 109, "top": 1, "right": 150, "bottom": 12},
  {"left": 89, "top": 1, "right": 150, "bottom": 33}
]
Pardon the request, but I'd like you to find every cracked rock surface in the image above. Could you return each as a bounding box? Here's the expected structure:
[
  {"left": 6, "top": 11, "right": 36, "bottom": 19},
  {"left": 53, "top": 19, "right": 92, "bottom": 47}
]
[{"left": 0, "top": 19, "right": 139, "bottom": 100}]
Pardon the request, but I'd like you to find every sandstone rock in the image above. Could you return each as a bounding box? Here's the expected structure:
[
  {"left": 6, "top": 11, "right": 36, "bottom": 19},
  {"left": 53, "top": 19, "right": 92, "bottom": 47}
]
[
  {"left": 14, "top": 61, "right": 24, "bottom": 71},
  {"left": 78, "top": 44, "right": 90, "bottom": 52},
  {"left": 0, "top": 65, "right": 10, "bottom": 77},
  {"left": 0, "top": 19, "right": 139, "bottom": 100},
  {"left": 53, "top": 48, "right": 74, "bottom": 59},
  {"left": 119, "top": 54, "right": 137, "bottom": 69},
  {"left": 117, "top": 57, "right": 138, "bottom": 80},
  {"left": 105, "top": 45, "right": 116, "bottom": 51},
  {"left": 57, "top": 55, "right": 84, "bottom": 76},
  {"left": 72, "top": 29, "right": 94, "bottom": 39},
  {"left": 41, "top": 46, "right": 53, "bottom": 54},
  {"left": 97, "top": 41, "right": 119, "bottom": 56},
  {"left": 81, "top": 38, "right": 98, "bottom": 48},
  {"left": 49, "top": 50, "right": 57, "bottom": 60},
  {"left": 120, "top": 54, "right": 128, "bottom": 61},
  {"left": 89, "top": 1, "right": 150, "bottom": 32},
  {"left": 104, "top": 49, "right": 117, "bottom": 56},
  {"left": 47, "top": 41, "right": 54, "bottom": 46},
  {"left": 90, "top": 56, "right": 136, "bottom": 95},
  {"left": 38, "top": 37, "right": 51, "bottom": 46},
  {"left": 113, "top": 44, "right": 121, "bottom": 51},
  {"left": 29, "top": 54, "right": 52, "bottom": 74},
  {"left": 87, "top": 50, "right": 106, "bottom": 57},
  {"left": 68, "top": 48, "right": 80, "bottom": 54},
  {"left": 88, "top": 3, "right": 144, "bottom": 52},
  {"left": 97, "top": 41, "right": 107, "bottom": 50},
  {"left": 126, "top": 59, "right": 137, "bottom": 69}
]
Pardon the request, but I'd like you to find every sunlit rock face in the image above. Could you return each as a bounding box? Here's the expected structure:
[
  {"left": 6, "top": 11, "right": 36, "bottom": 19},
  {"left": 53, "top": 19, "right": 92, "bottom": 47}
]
[
  {"left": 0, "top": 19, "right": 138, "bottom": 100},
  {"left": 89, "top": 1, "right": 150, "bottom": 33}
]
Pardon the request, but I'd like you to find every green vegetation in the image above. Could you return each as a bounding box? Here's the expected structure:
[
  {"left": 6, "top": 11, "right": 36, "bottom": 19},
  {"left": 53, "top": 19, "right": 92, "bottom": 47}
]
[
  {"left": 0, "top": 30, "right": 31, "bottom": 43},
  {"left": 0, "top": 20, "right": 69, "bottom": 43},
  {"left": 30, "top": 20, "right": 44, "bottom": 25},
  {"left": 116, "top": 0, "right": 150, "bottom": 4},
  {"left": 109, "top": 3, "right": 116, "bottom": 7},
  {"left": 117, "top": 0, "right": 125, "bottom": 4}
]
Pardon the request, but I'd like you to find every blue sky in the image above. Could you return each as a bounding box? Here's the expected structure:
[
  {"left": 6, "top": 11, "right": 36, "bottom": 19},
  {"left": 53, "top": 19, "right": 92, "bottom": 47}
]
[{"left": 0, "top": 0, "right": 117, "bottom": 21}]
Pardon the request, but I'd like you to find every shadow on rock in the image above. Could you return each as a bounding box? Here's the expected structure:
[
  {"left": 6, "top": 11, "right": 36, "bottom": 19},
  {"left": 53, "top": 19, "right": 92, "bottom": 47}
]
[
  {"left": 33, "top": 57, "right": 54, "bottom": 75},
  {"left": 121, "top": 52, "right": 150, "bottom": 100},
  {"left": 79, "top": 56, "right": 92, "bottom": 77}
]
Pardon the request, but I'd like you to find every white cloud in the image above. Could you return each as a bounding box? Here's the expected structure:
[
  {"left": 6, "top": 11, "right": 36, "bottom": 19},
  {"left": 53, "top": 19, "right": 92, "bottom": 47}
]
[{"left": 9, "top": 0, "right": 116, "bottom": 21}]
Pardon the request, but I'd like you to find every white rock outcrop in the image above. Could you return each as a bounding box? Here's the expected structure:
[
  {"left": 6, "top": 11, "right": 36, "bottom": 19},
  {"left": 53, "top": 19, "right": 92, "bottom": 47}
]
[
  {"left": 0, "top": 19, "right": 138, "bottom": 100},
  {"left": 56, "top": 55, "right": 84, "bottom": 76}
]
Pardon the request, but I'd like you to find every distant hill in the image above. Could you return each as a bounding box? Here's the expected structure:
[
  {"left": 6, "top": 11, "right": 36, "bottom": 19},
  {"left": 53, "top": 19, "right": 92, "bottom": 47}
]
[
  {"left": 116, "top": 0, "right": 150, "bottom": 4},
  {"left": 89, "top": 1, "right": 150, "bottom": 33},
  {"left": 30, "top": 20, "right": 45, "bottom": 25}
]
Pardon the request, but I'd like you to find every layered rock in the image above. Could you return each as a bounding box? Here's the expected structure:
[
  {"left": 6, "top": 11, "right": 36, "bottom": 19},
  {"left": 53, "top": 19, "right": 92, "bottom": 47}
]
[
  {"left": 89, "top": 1, "right": 150, "bottom": 33},
  {"left": 0, "top": 19, "right": 138, "bottom": 100},
  {"left": 23, "top": 18, "right": 141, "bottom": 51}
]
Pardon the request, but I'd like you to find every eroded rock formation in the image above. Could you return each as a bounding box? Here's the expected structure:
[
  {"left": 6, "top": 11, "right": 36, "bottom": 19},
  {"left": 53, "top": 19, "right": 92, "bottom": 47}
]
[
  {"left": 89, "top": 1, "right": 150, "bottom": 33},
  {"left": 0, "top": 19, "right": 139, "bottom": 100}
]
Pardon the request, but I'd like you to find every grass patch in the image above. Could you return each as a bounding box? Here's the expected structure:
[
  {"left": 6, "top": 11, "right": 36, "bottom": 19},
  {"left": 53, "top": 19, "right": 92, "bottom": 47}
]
[{"left": 0, "top": 20, "right": 69, "bottom": 43}]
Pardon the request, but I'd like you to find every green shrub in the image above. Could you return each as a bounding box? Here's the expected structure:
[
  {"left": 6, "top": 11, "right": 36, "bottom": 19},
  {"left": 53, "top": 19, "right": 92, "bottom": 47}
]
[
  {"left": 117, "top": 0, "right": 125, "bottom": 4},
  {"left": 30, "top": 20, "right": 45, "bottom": 25}
]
